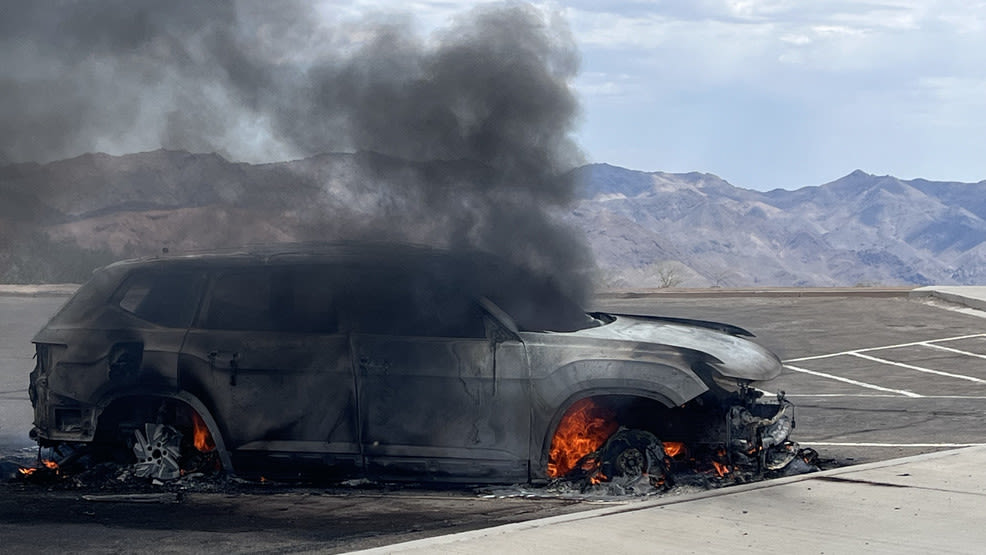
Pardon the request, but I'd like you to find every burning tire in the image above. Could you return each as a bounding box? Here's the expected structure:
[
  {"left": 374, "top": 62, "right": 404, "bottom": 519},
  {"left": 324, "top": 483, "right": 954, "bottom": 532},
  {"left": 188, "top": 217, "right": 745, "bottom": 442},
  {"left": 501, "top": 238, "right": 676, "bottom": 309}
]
[{"left": 598, "top": 429, "right": 667, "bottom": 485}]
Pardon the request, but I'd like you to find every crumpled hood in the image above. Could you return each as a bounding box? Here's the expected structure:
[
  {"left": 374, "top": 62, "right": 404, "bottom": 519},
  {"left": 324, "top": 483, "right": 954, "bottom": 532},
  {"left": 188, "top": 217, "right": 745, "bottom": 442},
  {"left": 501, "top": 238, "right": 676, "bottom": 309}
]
[{"left": 573, "top": 313, "right": 783, "bottom": 382}]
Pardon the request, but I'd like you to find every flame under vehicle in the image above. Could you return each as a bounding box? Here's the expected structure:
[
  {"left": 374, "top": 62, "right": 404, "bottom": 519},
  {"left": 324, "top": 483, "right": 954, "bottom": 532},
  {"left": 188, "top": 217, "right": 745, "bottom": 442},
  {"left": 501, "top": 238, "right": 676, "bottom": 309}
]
[{"left": 28, "top": 243, "right": 801, "bottom": 485}]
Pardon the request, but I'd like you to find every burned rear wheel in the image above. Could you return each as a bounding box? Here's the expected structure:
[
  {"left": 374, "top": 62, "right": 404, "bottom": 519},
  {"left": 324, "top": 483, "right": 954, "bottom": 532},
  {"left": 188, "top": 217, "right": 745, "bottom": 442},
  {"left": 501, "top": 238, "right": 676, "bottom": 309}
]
[
  {"left": 94, "top": 397, "right": 221, "bottom": 481},
  {"left": 133, "top": 422, "right": 183, "bottom": 480},
  {"left": 130, "top": 417, "right": 220, "bottom": 481}
]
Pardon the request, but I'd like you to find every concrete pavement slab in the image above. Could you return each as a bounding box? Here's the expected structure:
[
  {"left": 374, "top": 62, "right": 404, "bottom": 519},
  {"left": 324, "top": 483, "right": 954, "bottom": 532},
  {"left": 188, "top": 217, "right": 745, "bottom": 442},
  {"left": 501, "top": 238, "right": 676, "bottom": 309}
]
[{"left": 356, "top": 447, "right": 986, "bottom": 554}]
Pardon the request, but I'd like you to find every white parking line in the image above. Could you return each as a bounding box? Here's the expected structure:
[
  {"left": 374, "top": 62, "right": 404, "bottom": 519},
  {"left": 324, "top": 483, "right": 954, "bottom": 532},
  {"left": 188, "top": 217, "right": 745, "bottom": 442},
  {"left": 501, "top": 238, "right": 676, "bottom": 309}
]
[
  {"left": 782, "top": 333, "right": 986, "bottom": 395},
  {"left": 922, "top": 342, "right": 986, "bottom": 360},
  {"left": 784, "top": 364, "right": 923, "bottom": 397},
  {"left": 787, "top": 394, "right": 986, "bottom": 399},
  {"left": 786, "top": 333, "right": 986, "bottom": 362},
  {"left": 850, "top": 352, "right": 986, "bottom": 385},
  {"left": 786, "top": 394, "right": 901, "bottom": 398},
  {"left": 857, "top": 333, "right": 986, "bottom": 353},
  {"left": 802, "top": 442, "right": 986, "bottom": 447}
]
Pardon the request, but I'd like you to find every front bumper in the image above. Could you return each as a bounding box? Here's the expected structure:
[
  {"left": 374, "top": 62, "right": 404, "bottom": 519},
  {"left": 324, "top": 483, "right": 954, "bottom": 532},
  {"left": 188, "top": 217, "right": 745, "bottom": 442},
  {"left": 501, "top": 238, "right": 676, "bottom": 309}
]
[{"left": 726, "top": 391, "right": 803, "bottom": 473}]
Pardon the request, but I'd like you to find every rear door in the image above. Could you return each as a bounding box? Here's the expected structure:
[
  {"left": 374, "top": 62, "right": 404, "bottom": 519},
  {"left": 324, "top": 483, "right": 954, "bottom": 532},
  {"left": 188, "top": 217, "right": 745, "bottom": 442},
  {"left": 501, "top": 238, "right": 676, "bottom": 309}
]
[{"left": 178, "top": 264, "right": 360, "bottom": 478}]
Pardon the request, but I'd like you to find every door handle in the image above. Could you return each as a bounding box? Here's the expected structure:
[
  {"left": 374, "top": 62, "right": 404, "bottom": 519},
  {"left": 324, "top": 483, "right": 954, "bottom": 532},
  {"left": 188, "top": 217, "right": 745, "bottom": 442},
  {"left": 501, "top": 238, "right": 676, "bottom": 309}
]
[
  {"left": 208, "top": 351, "right": 240, "bottom": 386},
  {"left": 358, "top": 356, "right": 389, "bottom": 373}
]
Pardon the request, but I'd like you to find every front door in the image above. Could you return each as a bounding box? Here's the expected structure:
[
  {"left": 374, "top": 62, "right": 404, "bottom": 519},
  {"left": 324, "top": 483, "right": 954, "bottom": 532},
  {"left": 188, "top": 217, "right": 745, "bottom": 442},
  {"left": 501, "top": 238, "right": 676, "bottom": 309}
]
[{"left": 341, "top": 268, "right": 530, "bottom": 482}]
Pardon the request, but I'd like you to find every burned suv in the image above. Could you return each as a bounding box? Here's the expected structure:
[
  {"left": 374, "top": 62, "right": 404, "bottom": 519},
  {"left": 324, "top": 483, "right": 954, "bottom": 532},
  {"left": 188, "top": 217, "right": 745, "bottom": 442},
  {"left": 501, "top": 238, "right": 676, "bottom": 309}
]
[{"left": 29, "top": 243, "right": 799, "bottom": 485}]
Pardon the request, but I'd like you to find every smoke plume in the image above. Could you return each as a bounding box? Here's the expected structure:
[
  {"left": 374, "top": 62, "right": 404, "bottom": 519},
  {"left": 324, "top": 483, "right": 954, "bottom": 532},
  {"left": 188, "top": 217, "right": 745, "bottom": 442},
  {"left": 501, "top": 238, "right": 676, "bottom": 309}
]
[{"left": 0, "top": 1, "right": 593, "bottom": 298}]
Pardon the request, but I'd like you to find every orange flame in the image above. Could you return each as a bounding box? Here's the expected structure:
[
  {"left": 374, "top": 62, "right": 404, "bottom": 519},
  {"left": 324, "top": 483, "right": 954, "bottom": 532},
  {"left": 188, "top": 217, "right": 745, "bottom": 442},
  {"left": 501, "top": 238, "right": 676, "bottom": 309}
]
[
  {"left": 711, "top": 447, "right": 731, "bottom": 476},
  {"left": 712, "top": 460, "right": 731, "bottom": 476},
  {"left": 17, "top": 459, "right": 58, "bottom": 477},
  {"left": 663, "top": 441, "right": 686, "bottom": 458},
  {"left": 547, "top": 398, "right": 619, "bottom": 478},
  {"left": 192, "top": 411, "right": 216, "bottom": 452}
]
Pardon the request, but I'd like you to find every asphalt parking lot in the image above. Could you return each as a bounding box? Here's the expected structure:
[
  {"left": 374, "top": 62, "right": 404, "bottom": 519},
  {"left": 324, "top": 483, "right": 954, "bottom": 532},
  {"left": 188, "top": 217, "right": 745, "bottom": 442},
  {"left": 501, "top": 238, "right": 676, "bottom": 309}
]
[
  {"left": 2, "top": 289, "right": 985, "bottom": 552},
  {"left": 597, "top": 292, "right": 986, "bottom": 464},
  {"left": 0, "top": 295, "right": 65, "bottom": 450}
]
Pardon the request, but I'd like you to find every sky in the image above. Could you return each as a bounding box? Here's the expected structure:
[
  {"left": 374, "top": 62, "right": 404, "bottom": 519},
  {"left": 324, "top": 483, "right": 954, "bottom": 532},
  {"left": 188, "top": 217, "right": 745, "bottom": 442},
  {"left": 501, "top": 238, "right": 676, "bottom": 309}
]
[
  {"left": 563, "top": 0, "right": 986, "bottom": 190},
  {"left": 3, "top": 1, "right": 985, "bottom": 191},
  {"left": 364, "top": 0, "right": 986, "bottom": 191}
]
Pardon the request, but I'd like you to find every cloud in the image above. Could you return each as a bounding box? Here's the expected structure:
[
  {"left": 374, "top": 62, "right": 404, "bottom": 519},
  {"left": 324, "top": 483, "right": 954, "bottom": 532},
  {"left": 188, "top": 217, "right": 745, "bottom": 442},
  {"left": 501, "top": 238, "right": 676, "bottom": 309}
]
[
  {"left": 2, "top": 0, "right": 984, "bottom": 189},
  {"left": 287, "top": 1, "right": 986, "bottom": 188}
]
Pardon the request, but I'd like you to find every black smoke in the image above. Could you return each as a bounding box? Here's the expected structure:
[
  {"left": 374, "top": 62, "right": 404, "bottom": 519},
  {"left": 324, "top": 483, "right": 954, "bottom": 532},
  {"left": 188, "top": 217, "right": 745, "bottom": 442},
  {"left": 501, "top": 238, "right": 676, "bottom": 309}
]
[{"left": 0, "top": 1, "right": 593, "bottom": 299}]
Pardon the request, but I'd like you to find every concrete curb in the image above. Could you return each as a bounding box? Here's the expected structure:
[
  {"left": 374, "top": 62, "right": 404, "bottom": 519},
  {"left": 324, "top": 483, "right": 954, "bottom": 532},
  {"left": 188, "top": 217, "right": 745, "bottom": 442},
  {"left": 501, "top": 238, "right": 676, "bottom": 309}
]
[
  {"left": 350, "top": 446, "right": 982, "bottom": 554},
  {"left": 910, "top": 286, "right": 986, "bottom": 312},
  {"left": 0, "top": 285, "right": 79, "bottom": 298},
  {"left": 597, "top": 287, "right": 914, "bottom": 299}
]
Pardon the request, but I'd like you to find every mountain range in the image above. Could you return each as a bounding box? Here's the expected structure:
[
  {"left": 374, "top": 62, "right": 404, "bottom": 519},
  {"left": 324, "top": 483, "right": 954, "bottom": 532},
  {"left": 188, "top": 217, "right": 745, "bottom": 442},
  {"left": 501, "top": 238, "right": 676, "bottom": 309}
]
[
  {"left": 570, "top": 164, "right": 986, "bottom": 287},
  {"left": 2, "top": 149, "right": 985, "bottom": 287}
]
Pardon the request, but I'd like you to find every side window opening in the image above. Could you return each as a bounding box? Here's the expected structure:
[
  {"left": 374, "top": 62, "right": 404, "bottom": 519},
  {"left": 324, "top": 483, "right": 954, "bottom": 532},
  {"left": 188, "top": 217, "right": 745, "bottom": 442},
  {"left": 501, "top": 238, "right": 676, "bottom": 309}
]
[
  {"left": 195, "top": 262, "right": 487, "bottom": 337},
  {"left": 277, "top": 266, "right": 339, "bottom": 334},
  {"left": 204, "top": 269, "right": 275, "bottom": 331},
  {"left": 201, "top": 266, "right": 341, "bottom": 334},
  {"left": 115, "top": 270, "right": 204, "bottom": 328},
  {"left": 339, "top": 265, "right": 486, "bottom": 338}
]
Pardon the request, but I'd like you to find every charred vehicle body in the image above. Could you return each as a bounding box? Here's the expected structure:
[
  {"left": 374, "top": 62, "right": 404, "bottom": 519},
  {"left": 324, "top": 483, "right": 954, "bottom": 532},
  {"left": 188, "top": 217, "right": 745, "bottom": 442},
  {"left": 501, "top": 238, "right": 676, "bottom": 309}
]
[{"left": 29, "top": 243, "right": 803, "bottom": 485}]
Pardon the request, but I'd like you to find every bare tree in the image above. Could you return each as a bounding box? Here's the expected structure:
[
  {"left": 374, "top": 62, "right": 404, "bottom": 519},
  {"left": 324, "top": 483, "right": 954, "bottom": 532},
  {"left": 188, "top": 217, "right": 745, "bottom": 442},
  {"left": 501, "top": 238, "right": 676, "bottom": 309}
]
[
  {"left": 656, "top": 264, "right": 683, "bottom": 288},
  {"left": 710, "top": 269, "right": 733, "bottom": 288}
]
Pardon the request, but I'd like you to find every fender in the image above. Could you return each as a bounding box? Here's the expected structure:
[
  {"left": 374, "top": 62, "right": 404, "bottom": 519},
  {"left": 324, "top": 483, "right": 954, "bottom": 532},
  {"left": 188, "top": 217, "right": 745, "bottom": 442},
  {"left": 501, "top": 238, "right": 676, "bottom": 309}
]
[
  {"left": 607, "top": 313, "right": 755, "bottom": 337},
  {"left": 531, "top": 358, "right": 709, "bottom": 410},
  {"left": 95, "top": 388, "right": 235, "bottom": 475}
]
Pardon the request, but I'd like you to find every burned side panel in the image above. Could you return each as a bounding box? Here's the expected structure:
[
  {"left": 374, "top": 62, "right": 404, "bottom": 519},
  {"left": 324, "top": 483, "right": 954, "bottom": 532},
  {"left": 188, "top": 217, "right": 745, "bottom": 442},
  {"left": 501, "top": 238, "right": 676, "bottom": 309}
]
[
  {"left": 31, "top": 325, "right": 184, "bottom": 443},
  {"left": 31, "top": 265, "right": 207, "bottom": 444},
  {"left": 353, "top": 334, "right": 530, "bottom": 482},
  {"left": 179, "top": 330, "right": 360, "bottom": 478},
  {"left": 575, "top": 315, "right": 784, "bottom": 382}
]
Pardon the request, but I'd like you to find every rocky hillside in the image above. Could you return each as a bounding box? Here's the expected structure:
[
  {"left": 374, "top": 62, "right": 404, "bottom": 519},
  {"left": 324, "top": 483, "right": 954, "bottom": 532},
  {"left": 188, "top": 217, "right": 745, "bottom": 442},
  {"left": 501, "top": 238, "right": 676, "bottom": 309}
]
[
  {"left": 570, "top": 164, "right": 986, "bottom": 287},
  {"left": 2, "top": 150, "right": 985, "bottom": 287}
]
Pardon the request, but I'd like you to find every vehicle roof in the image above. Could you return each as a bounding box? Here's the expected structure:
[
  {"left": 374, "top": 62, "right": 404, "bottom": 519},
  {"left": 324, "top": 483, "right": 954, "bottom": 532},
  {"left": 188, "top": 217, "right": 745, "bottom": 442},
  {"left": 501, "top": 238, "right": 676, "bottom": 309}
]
[
  {"left": 104, "top": 241, "right": 494, "bottom": 270},
  {"left": 49, "top": 241, "right": 594, "bottom": 334}
]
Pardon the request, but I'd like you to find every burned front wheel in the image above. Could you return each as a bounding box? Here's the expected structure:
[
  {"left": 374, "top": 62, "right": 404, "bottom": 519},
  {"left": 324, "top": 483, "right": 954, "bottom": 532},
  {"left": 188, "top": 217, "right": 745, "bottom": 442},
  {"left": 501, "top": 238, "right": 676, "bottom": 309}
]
[{"left": 598, "top": 429, "right": 668, "bottom": 487}]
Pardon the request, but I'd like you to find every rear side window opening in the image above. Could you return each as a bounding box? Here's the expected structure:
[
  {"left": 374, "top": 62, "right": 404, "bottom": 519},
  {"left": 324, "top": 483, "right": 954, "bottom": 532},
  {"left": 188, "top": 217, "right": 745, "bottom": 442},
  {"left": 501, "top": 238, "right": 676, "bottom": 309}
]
[{"left": 114, "top": 269, "right": 205, "bottom": 328}]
